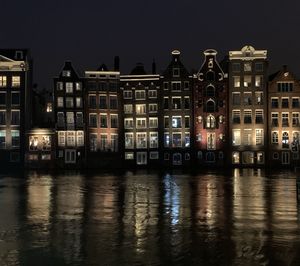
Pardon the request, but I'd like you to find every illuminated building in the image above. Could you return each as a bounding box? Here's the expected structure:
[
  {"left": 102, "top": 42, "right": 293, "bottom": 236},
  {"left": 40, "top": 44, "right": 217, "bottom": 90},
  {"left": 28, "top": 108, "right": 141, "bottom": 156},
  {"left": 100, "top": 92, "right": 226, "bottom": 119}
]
[
  {"left": 268, "top": 66, "right": 300, "bottom": 166},
  {"left": 85, "top": 61, "right": 123, "bottom": 168},
  {"left": 121, "top": 63, "right": 160, "bottom": 166},
  {"left": 194, "top": 49, "right": 228, "bottom": 165},
  {"left": 160, "top": 50, "right": 193, "bottom": 166},
  {"left": 0, "top": 49, "right": 32, "bottom": 166},
  {"left": 228, "top": 46, "right": 268, "bottom": 166},
  {"left": 53, "top": 61, "right": 85, "bottom": 166}
]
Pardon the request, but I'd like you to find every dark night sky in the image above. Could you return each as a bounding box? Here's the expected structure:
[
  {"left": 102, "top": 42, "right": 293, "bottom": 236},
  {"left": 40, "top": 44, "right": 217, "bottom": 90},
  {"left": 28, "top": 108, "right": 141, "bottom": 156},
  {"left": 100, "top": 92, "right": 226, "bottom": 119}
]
[{"left": 1, "top": 0, "right": 300, "bottom": 88}]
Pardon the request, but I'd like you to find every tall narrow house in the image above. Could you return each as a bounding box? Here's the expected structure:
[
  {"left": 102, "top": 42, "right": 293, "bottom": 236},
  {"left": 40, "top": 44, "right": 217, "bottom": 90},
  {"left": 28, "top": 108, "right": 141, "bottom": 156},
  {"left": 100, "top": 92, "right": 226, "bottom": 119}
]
[
  {"left": 85, "top": 64, "right": 122, "bottom": 168},
  {"left": 53, "top": 62, "right": 85, "bottom": 167},
  {"left": 0, "top": 49, "right": 32, "bottom": 166},
  {"left": 121, "top": 63, "right": 160, "bottom": 166},
  {"left": 268, "top": 66, "right": 300, "bottom": 166},
  {"left": 160, "top": 50, "right": 193, "bottom": 166},
  {"left": 194, "top": 49, "right": 228, "bottom": 165},
  {"left": 228, "top": 46, "right": 268, "bottom": 166}
]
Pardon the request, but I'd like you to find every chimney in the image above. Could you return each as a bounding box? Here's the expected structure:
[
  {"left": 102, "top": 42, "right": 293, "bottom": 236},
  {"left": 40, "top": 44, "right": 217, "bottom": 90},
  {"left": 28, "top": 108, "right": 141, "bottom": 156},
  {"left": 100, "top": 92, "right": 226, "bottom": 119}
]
[
  {"left": 152, "top": 58, "right": 156, "bottom": 74},
  {"left": 114, "top": 56, "right": 120, "bottom": 71}
]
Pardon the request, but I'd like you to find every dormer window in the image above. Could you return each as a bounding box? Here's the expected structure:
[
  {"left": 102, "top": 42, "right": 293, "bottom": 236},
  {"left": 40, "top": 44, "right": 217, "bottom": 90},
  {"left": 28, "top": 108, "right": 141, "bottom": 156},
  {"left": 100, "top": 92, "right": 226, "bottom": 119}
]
[{"left": 62, "top": 70, "right": 71, "bottom": 77}]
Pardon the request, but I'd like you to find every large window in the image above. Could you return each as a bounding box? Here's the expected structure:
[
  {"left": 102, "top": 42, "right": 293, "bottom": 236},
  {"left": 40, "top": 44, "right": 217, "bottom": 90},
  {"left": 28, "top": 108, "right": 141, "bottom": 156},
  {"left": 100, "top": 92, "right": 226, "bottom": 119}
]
[
  {"left": 66, "top": 97, "right": 73, "bottom": 108},
  {"left": 125, "top": 133, "right": 134, "bottom": 149},
  {"left": 255, "top": 75, "right": 263, "bottom": 87},
  {"left": 171, "top": 81, "right": 181, "bottom": 91},
  {"left": 57, "top": 97, "right": 63, "bottom": 108},
  {"left": 57, "top": 112, "right": 64, "bottom": 125},
  {"left": 206, "top": 100, "right": 215, "bottom": 112},
  {"left": 281, "top": 98, "right": 289, "bottom": 108},
  {"left": 233, "top": 76, "right": 240, "bottom": 87},
  {"left": 232, "top": 130, "right": 241, "bottom": 146},
  {"left": 232, "top": 93, "right": 241, "bottom": 105},
  {"left": 12, "top": 76, "right": 20, "bottom": 87},
  {"left": 109, "top": 95, "right": 118, "bottom": 109},
  {"left": 65, "top": 82, "right": 73, "bottom": 93},
  {"left": 76, "top": 112, "right": 83, "bottom": 125},
  {"left": 255, "top": 92, "right": 263, "bottom": 105},
  {"left": 184, "top": 97, "right": 190, "bottom": 109},
  {"left": 292, "top": 98, "right": 300, "bottom": 108},
  {"left": 277, "top": 82, "right": 293, "bottom": 92},
  {"left": 243, "top": 129, "right": 252, "bottom": 146},
  {"left": 136, "top": 104, "right": 146, "bottom": 114},
  {"left": 243, "top": 92, "right": 252, "bottom": 105},
  {"left": 111, "top": 134, "right": 118, "bottom": 152},
  {"left": 66, "top": 112, "right": 74, "bottom": 124},
  {"left": 76, "top": 131, "right": 84, "bottom": 147},
  {"left": 0, "top": 92, "right": 6, "bottom": 105},
  {"left": 89, "top": 95, "right": 96, "bottom": 108},
  {"left": 164, "top": 133, "right": 170, "bottom": 147},
  {"left": 149, "top": 104, "right": 158, "bottom": 113},
  {"left": 100, "top": 134, "right": 108, "bottom": 151},
  {"left": 207, "top": 133, "right": 216, "bottom": 150},
  {"left": 123, "top": 90, "right": 132, "bottom": 99},
  {"left": 206, "top": 85, "right": 215, "bottom": 97},
  {"left": 76, "top": 97, "right": 82, "bottom": 108},
  {"left": 243, "top": 76, "right": 251, "bottom": 87},
  {"left": 172, "top": 116, "right": 182, "bottom": 128},
  {"left": 124, "top": 104, "right": 133, "bottom": 114},
  {"left": 271, "top": 98, "right": 278, "bottom": 108},
  {"left": 66, "top": 131, "right": 75, "bottom": 146},
  {"left": 90, "top": 134, "right": 97, "bottom": 151},
  {"left": 185, "top": 132, "right": 190, "bottom": 147},
  {"left": 148, "top": 90, "right": 157, "bottom": 98},
  {"left": 136, "top": 133, "right": 147, "bottom": 148},
  {"left": 58, "top": 131, "right": 65, "bottom": 147},
  {"left": 164, "top": 97, "right": 169, "bottom": 109}
]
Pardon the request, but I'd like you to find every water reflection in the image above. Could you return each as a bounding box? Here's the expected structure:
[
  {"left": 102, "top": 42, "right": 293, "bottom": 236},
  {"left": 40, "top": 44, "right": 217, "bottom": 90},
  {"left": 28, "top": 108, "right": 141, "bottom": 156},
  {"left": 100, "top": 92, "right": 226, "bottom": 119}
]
[{"left": 0, "top": 170, "right": 299, "bottom": 265}]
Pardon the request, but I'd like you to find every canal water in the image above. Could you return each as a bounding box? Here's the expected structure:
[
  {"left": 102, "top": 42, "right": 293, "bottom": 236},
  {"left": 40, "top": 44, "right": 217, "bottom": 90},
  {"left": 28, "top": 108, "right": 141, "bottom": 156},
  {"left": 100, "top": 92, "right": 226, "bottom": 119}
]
[{"left": 0, "top": 169, "right": 300, "bottom": 266}]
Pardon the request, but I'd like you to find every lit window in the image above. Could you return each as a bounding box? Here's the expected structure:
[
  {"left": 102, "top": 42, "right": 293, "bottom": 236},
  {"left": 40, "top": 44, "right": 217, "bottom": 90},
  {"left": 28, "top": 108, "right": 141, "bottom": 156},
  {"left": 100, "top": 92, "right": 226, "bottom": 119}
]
[
  {"left": 164, "top": 133, "right": 170, "bottom": 147},
  {"left": 76, "top": 131, "right": 84, "bottom": 147},
  {"left": 255, "top": 76, "right": 263, "bottom": 87},
  {"left": 12, "top": 76, "right": 20, "bottom": 87},
  {"left": 135, "top": 90, "right": 146, "bottom": 100},
  {"left": 233, "top": 76, "right": 240, "bottom": 87},
  {"left": 149, "top": 117, "right": 158, "bottom": 128},
  {"left": 136, "top": 104, "right": 146, "bottom": 114},
  {"left": 255, "top": 92, "right": 263, "bottom": 105},
  {"left": 76, "top": 97, "right": 82, "bottom": 108},
  {"left": 243, "top": 129, "right": 252, "bottom": 146},
  {"left": 136, "top": 118, "right": 146, "bottom": 129},
  {"left": 66, "top": 131, "right": 76, "bottom": 146},
  {"left": 57, "top": 97, "right": 64, "bottom": 108},
  {"left": 232, "top": 129, "right": 241, "bottom": 146},
  {"left": 0, "top": 76, "right": 7, "bottom": 87},
  {"left": 100, "top": 134, "right": 108, "bottom": 151},
  {"left": 124, "top": 104, "right": 133, "bottom": 114},
  {"left": 149, "top": 132, "right": 158, "bottom": 148},
  {"left": 11, "top": 130, "right": 20, "bottom": 148},
  {"left": 75, "top": 82, "right": 82, "bottom": 91},
  {"left": 206, "top": 115, "right": 216, "bottom": 128},
  {"left": 243, "top": 76, "right": 251, "bottom": 87},
  {"left": 46, "top": 103, "right": 52, "bottom": 112},
  {"left": 282, "top": 132, "right": 289, "bottom": 148},
  {"left": 0, "top": 130, "right": 6, "bottom": 149},
  {"left": 207, "top": 133, "right": 216, "bottom": 150},
  {"left": 124, "top": 118, "right": 133, "bottom": 129},
  {"left": 136, "top": 133, "right": 147, "bottom": 148},
  {"left": 62, "top": 70, "right": 71, "bottom": 77},
  {"left": 255, "top": 129, "right": 263, "bottom": 145},
  {"left": 172, "top": 116, "right": 182, "bottom": 128},
  {"left": 125, "top": 152, "right": 134, "bottom": 160},
  {"left": 185, "top": 132, "right": 190, "bottom": 147},
  {"left": 271, "top": 132, "right": 279, "bottom": 144},
  {"left": 244, "top": 62, "right": 252, "bottom": 72},
  {"left": 56, "top": 82, "right": 63, "bottom": 90},
  {"left": 65, "top": 82, "right": 73, "bottom": 93},
  {"left": 66, "top": 112, "right": 74, "bottom": 124},
  {"left": 243, "top": 92, "right": 252, "bottom": 105},
  {"left": 90, "top": 134, "right": 97, "bottom": 151},
  {"left": 125, "top": 133, "right": 134, "bottom": 149},
  {"left": 58, "top": 131, "right": 65, "bottom": 147},
  {"left": 282, "top": 113, "right": 289, "bottom": 127}
]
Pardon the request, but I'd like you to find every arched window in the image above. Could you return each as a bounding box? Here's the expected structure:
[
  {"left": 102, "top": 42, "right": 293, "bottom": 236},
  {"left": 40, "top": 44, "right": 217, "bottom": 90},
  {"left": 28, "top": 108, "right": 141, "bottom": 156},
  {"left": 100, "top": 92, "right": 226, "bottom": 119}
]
[
  {"left": 206, "top": 71, "right": 215, "bottom": 81},
  {"left": 206, "top": 85, "right": 215, "bottom": 97},
  {"left": 282, "top": 132, "right": 289, "bottom": 148},
  {"left": 206, "top": 115, "right": 216, "bottom": 128},
  {"left": 206, "top": 152, "right": 215, "bottom": 162},
  {"left": 206, "top": 100, "right": 215, "bottom": 112}
]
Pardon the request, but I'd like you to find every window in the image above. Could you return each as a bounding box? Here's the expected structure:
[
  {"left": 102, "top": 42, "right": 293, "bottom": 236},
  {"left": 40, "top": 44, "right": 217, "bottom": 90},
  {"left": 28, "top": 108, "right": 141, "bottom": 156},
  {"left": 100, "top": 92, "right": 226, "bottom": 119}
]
[
  {"left": 75, "top": 82, "right": 82, "bottom": 91},
  {"left": 172, "top": 97, "right": 181, "bottom": 109},
  {"left": 233, "top": 76, "right": 240, "bottom": 87},
  {"left": 173, "top": 153, "right": 182, "bottom": 165},
  {"left": 271, "top": 113, "right": 279, "bottom": 127},
  {"left": 10, "top": 92, "right": 19, "bottom": 106},
  {"left": 244, "top": 62, "right": 252, "bottom": 72},
  {"left": 255, "top": 76, "right": 263, "bottom": 87},
  {"left": 255, "top": 92, "right": 263, "bottom": 105},
  {"left": 164, "top": 133, "right": 170, "bottom": 147},
  {"left": 242, "top": 151, "right": 254, "bottom": 164},
  {"left": 109, "top": 95, "right": 118, "bottom": 109},
  {"left": 172, "top": 133, "right": 182, "bottom": 147},
  {"left": 164, "top": 116, "right": 169, "bottom": 128},
  {"left": 41, "top": 154, "right": 51, "bottom": 160},
  {"left": 66, "top": 112, "right": 74, "bottom": 124},
  {"left": 62, "top": 70, "right": 71, "bottom": 77},
  {"left": 150, "top": 132, "right": 158, "bottom": 148},
  {"left": 58, "top": 132, "right": 66, "bottom": 147},
  {"left": 0, "top": 111, "right": 6, "bottom": 125},
  {"left": 11, "top": 110, "right": 20, "bottom": 125},
  {"left": 149, "top": 104, "right": 158, "bottom": 113},
  {"left": 76, "top": 97, "right": 82, "bottom": 108},
  {"left": 185, "top": 132, "right": 190, "bottom": 147},
  {"left": 149, "top": 117, "right": 158, "bottom": 128},
  {"left": 232, "top": 110, "right": 240, "bottom": 124},
  {"left": 172, "top": 116, "right": 182, "bottom": 128},
  {"left": 89, "top": 95, "right": 96, "bottom": 108},
  {"left": 10, "top": 130, "right": 19, "bottom": 148},
  {"left": 135, "top": 90, "right": 146, "bottom": 100},
  {"left": 271, "top": 98, "right": 278, "bottom": 108},
  {"left": 184, "top": 97, "right": 190, "bottom": 109},
  {"left": 12, "top": 76, "right": 20, "bottom": 87},
  {"left": 0, "top": 92, "right": 6, "bottom": 105},
  {"left": 185, "top": 116, "right": 190, "bottom": 128},
  {"left": 100, "top": 134, "right": 108, "bottom": 151},
  {"left": 292, "top": 113, "right": 300, "bottom": 126},
  {"left": 184, "top": 81, "right": 189, "bottom": 90},
  {"left": 163, "top": 82, "right": 168, "bottom": 90},
  {"left": 164, "top": 153, "right": 170, "bottom": 160},
  {"left": 56, "top": 82, "right": 63, "bottom": 90},
  {"left": 123, "top": 90, "right": 132, "bottom": 99},
  {"left": 90, "top": 134, "right": 97, "bottom": 151},
  {"left": 100, "top": 114, "right": 108, "bottom": 128},
  {"left": 282, "top": 132, "right": 289, "bottom": 148},
  {"left": 136, "top": 118, "right": 146, "bottom": 129},
  {"left": 255, "top": 62, "right": 263, "bottom": 72},
  {"left": 89, "top": 113, "right": 97, "bottom": 127},
  {"left": 124, "top": 118, "right": 134, "bottom": 129},
  {"left": 243, "top": 76, "right": 251, "bottom": 87},
  {"left": 232, "top": 63, "right": 240, "bottom": 72},
  {"left": 255, "top": 109, "right": 263, "bottom": 123},
  {"left": 57, "top": 112, "right": 65, "bottom": 125},
  {"left": 136, "top": 104, "right": 146, "bottom": 114},
  {"left": 66, "top": 97, "right": 73, "bottom": 108},
  {"left": 65, "top": 82, "right": 73, "bottom": 93},
  {"left": 206, "top": 71, "right": 215, "bottom": 81},
  {"left": 125, "top": 133, "right": 134, "bottom": 149},
  {"left": 206, "top": 100, "right": 215, "bottom": 112},
  {"left": 125, "top": 152, "right": 134, "bottom": 160},
  {"left": 171, "top": 81, "right": 181, "bottom": 91},
  {"left": 136, "top": 152, "right": 147, "bottom": 165},
  {"left": 77, "top": 131, "right": 84, "bottom": 147},
  {"left": 243, "top": 129, "right": 252, "bottom": 146},
  {"left": 282, "top": 113, "right": 289, "bottom": 127},
  {"left": 244, "top": 110, "right": 252, "bottom": 124},
  {"left": 281, "top": 98, "right": 289, "bottom": 108},
  {"left": 111, "top": 114, "right": 118, "bottom": 128},
  {"left": 124, "top": 104, "right": 133, "bottom": 114},
  {"left": 0, "top": 76, "right": 7, "bottom": 87},
  {"left": 111, "top": 134, "right": 118, "bottom": 152},
  {"left": 136, "top": 133, "right": 147, "bottom": 148},
  {"left": 0, "top": 130, "right": 5, "bottom": 148},
  {"left": 66, "top": 131, "right": 76, "bottom": 147},
  {"left": 164, "top": 97, "right": 169, "bottom": 109},
  {"left": 206, "top": 115, "right": 216, "bottom": 128},
  {"left": 65, "top": 150, "right": 76, "bottom": 164},
  {"left": 206, "top": 152, "right": 215, "bottom": 162},
  {"left": 292, "top": 98, "right": 300, "bottom": 108},
  {"left": 232, "top": 129, "right": 241, "bottom": 146},
  {"left": 272, "top": 131, "right": 279, "bottom": 144},
  {"left": 207, "top": 133, "right": 216, "bottom": 150},
  {"left": 10, "top": 152, "right": 20, "bottom": 162},
  {"left": 173, "top": 68, "right": 180, "bottom": 77},
  {"left": 243, "top": 92, "right": 252, "bottom": 105},
  {"left": 41, "top": 136, "right": 51, "bottom": 150},
  {"left": 232, "top": 93, "right": 241, "bottom": 105},
  {"left": 150, "top": 151, "right": 159, "bottom": 160},
  {"left": 219, "top": 115, "right": 225, "bottom": 124},
  {"left": 206, "top": 85, "right": 215, "bottom": 97},
  {"left": 148, "top": 90, "right": 157, "bottom": 98},
  {"left": 46, "top": 103, "right": 52, "bottom": 112},
  {"left": 255, "top": 129, "right": 263, "bottom": 145},
  {"left": 99, "top": 95, "right": 107, "bottom": 109},
  {"left": 76, "top": 112, "right": 83, "bottom": 125},
  {"left": 277, "top": 82, "right": 293, "bottom": 92}
]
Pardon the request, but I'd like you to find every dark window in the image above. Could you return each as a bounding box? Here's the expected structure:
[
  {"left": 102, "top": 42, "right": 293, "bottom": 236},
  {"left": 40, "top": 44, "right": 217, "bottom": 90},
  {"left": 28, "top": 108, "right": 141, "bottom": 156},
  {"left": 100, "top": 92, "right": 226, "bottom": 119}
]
[
  {"left": 0, "top": 93, "right": 6, "bottom": 105},
  {"left": 184, "top": 97, "right": 190, "bottom": 109},
  {"left": 282, "top": 98, "right": 289, "bottom": 108},
  {"left": 206, "top": 85, "right": 215, "bottom": 96},
  {"left": 206, "top": 71, "right": 215, "bottom": 81},
  {"left": 292, "top": 98, "right": 300, "bottom": 108},
  {"left": 271, "top": 98, "right": 278, "bottom": 108},
  {"left": 109, "top": 96, "right": 118, "bottom": 109},
  {"left": 164, "top": 98, "right": 169, "bottom": 109},
  {"left": 89, "top": 95, "right": 96, "bottom": 108},
  {"left": 99, "top": 96, "right": 107, "bottom": 109},
  {"left": 206, "top": 100, "right": 215, "bottom": 112},
  {"left": 172, "top": 98, "right": 181, "bottom": 109},
  {"left": 11, "top": 92, "right": 20, "bottom": 105}
]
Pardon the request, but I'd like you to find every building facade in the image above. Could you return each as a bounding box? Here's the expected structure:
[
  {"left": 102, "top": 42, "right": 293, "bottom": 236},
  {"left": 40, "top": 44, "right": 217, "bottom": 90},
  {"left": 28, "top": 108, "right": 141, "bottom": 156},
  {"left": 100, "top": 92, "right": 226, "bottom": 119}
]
[
  {"left": 268, "top": 66, "right": 300, "bottom": 166},
  {"left": 194, "top": 49, "right": 228, "bottom": 166},
  {"left": 53, "top": 62, "right": 85, "bottom": 167},
  {"left": 121, "top": 63, "right": 160, "bottom": 166},
  {"left": 160, "top": 50, "right": 193, "bottom": 166},
  {"left": 85, "top": 65, "right": 122, "bottom": 168},
  {"left": 228, "top": 46, "right": 268, "bottom": 166},
  {"left": 0, "top": 49, "right": 32, "bottom": 166}
]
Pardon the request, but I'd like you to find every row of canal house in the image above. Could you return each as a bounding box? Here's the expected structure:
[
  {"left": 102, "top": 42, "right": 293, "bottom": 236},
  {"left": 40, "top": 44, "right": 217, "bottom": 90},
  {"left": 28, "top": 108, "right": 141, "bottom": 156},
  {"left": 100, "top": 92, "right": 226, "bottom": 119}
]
[{"left": 2, "top": 47, "right": 300, "bottom": 169}]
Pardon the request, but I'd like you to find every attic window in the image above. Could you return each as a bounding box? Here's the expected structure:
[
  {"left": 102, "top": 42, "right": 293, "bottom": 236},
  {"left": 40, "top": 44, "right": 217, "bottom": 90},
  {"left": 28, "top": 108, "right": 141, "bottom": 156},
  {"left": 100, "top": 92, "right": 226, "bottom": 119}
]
[
  {"left": 62, "top": 70, "right": 71, "bottom": 77},
  {"left": 15, "top": 51, "right": 23, "bottom": 60},
  {"left": 173, "top": 68, "right": 180, "bottom": 77}
]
